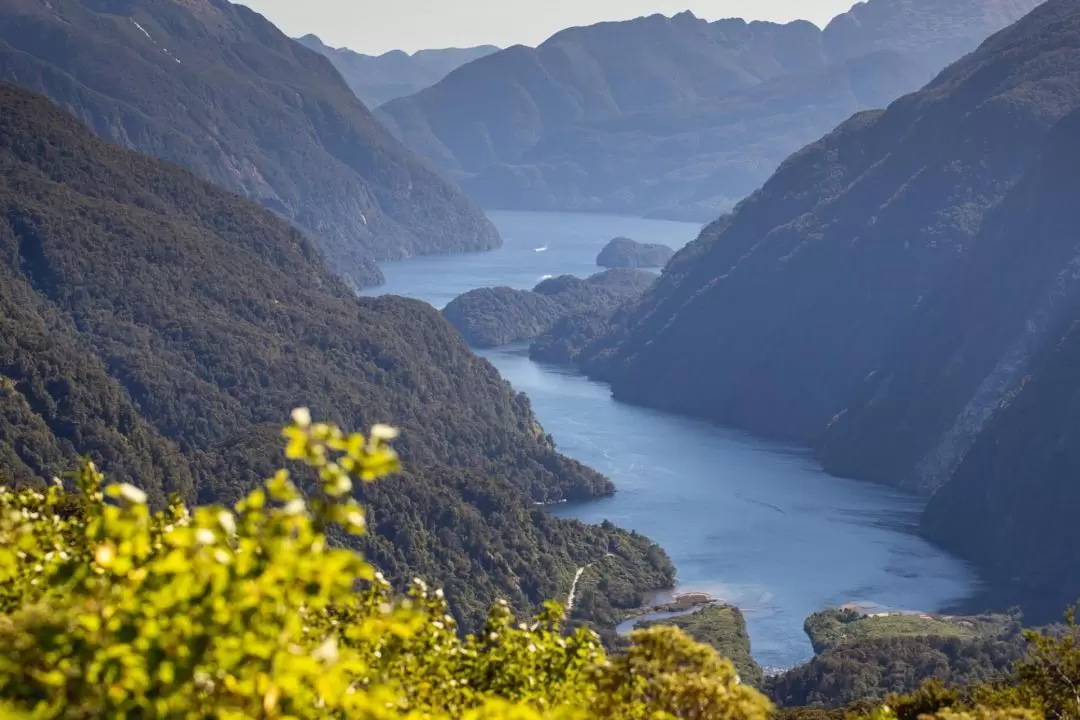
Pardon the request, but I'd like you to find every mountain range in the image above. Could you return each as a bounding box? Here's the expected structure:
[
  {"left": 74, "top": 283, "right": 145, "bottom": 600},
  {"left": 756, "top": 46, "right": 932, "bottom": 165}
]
[
  {"left": 296, "top": 34, "right": 498, "bottom": 107},
  {"left": 561, "top": 0, "right": 1080, "bottom": 618},
  {"left": 0, "top": 0, "right": 1077, "bottom": 655},
  {"left": 0, "top": 0, "right": 499, "bottom": 289},
  {"left": 377, "top": 0, "right": 1043, "bottom": 221}
]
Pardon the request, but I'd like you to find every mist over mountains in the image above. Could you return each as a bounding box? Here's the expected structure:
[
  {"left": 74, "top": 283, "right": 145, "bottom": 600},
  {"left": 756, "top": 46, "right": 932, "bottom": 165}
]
[
  {"left": 378, "top": 0, "right": 1043, "bottom": 221},
  {"left": 295, "top": 34, "right": 499, "bottom": 107}
]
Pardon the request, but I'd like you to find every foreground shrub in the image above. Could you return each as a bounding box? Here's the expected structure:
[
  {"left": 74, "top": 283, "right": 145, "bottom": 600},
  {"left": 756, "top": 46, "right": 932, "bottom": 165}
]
[{"left": 0, "top": 410, "right": 771, "bottom": 719}]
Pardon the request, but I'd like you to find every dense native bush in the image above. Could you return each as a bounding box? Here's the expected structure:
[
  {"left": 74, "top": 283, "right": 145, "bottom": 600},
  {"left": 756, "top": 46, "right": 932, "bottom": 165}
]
[
  {"left": 2, "top": 409, "right": 1077, "bottom": 718},
  {"left": 0, "top": 411, "right": 769, "bottom": 718}
]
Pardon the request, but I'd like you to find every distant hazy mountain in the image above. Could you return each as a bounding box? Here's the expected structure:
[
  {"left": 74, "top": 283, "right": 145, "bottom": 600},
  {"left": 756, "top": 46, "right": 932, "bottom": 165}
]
[
  {"left": 442, "top": 269, "right": 656, "bottom": 348},
  {"left": 562, "top": 0, "right": 1080, "bottom": 617},
  {"left": 296, "top": 34, "right": 498, "bottom": 107},
  {"left": 378, "top": 0, "right": 1043, "bottom": 221},
  {"left": 0, "top": 0, "right": 500, "bottom": 289}
]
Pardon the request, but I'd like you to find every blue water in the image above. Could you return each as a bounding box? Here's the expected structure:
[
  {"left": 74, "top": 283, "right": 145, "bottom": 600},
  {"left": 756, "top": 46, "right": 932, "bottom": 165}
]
[
  {"left": 372, "top": 210, "right": 980, "bottom": 669},
  {"left": 375, "top": 210, "right": 699, "bottom": 309}
]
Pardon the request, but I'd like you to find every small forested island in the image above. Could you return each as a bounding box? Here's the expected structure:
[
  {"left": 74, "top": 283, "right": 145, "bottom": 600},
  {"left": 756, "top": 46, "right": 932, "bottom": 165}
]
[
  {"left": 596, "top": 237, "right": 675, "bottom": 269},
  {"left": 442, "top": 269, "right": 655, "bottom": 348}
]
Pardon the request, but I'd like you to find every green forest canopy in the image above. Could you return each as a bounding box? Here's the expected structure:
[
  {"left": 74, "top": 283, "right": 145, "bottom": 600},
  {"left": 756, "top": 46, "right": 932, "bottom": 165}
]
[{"left": 1, "top": 413, "right": 1077, "bottom": 719}]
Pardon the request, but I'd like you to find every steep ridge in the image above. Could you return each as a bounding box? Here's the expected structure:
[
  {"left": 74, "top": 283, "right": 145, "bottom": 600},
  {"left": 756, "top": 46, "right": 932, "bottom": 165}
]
[
  {"left": 577, "top": 0, "right": 1080, "bottom": 442},
  {"left": 0, "top": 82, "right": 672, "bottom": 630},
  {"left": 819, "top": 104, "right": 1080, "bottom": 494},
  {"left": 915, "top": 106, "right": 1080, "bottom": 615},
  {"left": 0, "top": 0, "right": 500, "bottom": 289},
  {"left": 378, "top": 0, "right": 1041, "bottom": 221},
  {"left": 822, "top": 0, "right": 1044, "bottom": 68},
  {"left": 296, "top": 34, "right": 498, "bottom": 107},
  {"left": 571, "top": 0, "right": 1080, "bottom": 615}
]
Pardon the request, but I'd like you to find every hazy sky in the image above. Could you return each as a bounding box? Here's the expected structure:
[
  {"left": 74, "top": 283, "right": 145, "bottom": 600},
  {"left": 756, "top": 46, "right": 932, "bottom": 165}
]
[{"left": 239, "top": 0, "right": 857, "bottom": 55}]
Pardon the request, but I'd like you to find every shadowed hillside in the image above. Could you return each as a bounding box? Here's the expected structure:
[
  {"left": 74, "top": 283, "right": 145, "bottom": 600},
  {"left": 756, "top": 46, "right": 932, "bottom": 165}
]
[
  {"left": 566, "top": 0, "right": 1080, "bottom": 618},
  {"left": 0, "top": 81, "right": 673, "bottom": 631},
  {"left": 0, "top": 0, "right": 500, "bottom": 289}
]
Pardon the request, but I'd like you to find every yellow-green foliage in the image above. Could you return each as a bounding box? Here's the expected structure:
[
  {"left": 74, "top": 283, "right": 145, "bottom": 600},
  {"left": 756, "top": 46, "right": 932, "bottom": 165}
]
[
  {"left": 845, "top": 613, "right": 1080, "bottom": 720},
  {"left": 0, "top": 410, "right": 773, "bottom": 719}
]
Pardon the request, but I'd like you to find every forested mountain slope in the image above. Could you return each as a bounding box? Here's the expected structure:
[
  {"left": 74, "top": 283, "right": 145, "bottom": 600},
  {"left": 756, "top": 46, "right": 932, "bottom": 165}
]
[
  {"left": 915, "top": 105, "right": 1080, "bottom": 618},
  {"left": 442, "top": 270, "right": 656, "bottom": 348},
  {"left": 378, "top": 0, "right": 1041, "bottom": 221},
  {"left": 0, "top": 0, "right": 499, "bottom": 289},
  {"left": 571, "top": 0, "right": 1080, "bottom": 616},
  {"left": 296, "top": 34, "right": 498, "bottom": 107},
  {"left": 0, "top": 82, "right": 672, "bottom": 630}
]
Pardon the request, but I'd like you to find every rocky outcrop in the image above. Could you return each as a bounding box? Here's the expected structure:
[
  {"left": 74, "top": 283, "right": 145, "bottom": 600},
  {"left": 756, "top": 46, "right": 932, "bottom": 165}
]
[
  {"left": 597, "top": 238, "right": 675, "bottom": 269},
  {"left": 0, "top": 0, "right": 500, "bottom": 289},
  {"left": 443, "top": 270, "right": 656, "bottom": 348}
]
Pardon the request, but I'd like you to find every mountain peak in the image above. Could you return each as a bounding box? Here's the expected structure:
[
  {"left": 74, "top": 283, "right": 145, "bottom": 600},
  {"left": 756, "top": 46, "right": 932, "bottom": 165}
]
[{"left": 824, "top": 0, "right": 1046, "bottom": 64}]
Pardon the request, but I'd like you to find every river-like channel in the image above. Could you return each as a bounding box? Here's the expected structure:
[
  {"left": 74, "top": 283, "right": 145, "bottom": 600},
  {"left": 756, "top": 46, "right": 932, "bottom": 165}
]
[{"left": 371, "top": 209, "right": 979, "bottom": 668}]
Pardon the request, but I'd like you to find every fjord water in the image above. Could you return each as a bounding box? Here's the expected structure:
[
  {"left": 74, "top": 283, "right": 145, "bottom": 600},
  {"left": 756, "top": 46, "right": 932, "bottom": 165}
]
[{"left": 374, "top": 210, "right": 979, "bottom": 669}]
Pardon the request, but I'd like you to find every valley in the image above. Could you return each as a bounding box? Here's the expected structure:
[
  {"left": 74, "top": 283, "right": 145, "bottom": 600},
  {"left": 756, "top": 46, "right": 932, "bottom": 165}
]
[
  {"left": 373, "top": 210, "right": 980, "bottom": 669},
  {"left": 2, "top": 0, "right": 1079, "bottom": 714}
]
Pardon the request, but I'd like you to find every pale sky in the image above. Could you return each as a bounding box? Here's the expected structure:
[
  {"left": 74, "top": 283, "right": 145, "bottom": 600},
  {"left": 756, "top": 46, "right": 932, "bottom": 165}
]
[{"left": 240, "top": 0, "right": 858, "bottom": 55}]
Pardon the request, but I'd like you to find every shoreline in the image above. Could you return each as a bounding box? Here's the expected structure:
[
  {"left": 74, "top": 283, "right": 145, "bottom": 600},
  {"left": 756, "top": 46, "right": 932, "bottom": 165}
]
[{"left": 623, "top": 591, "right": 719, "bottom": 623}]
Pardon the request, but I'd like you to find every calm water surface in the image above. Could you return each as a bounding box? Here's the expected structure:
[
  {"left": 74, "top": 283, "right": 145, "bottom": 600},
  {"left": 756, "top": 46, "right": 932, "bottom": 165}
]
[{"left": 373, "top": 210, "right": 980, "bottom": 668}]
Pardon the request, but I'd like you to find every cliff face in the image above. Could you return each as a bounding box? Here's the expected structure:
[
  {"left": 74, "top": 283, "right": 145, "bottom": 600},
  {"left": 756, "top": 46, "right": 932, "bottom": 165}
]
[
  {"left": 571, "top": 0, "right": 1080, "bottom": 610},
  {"left": 0, "top": 81, "right": 672, "bottom": 631},
  {"left": 296, "top": 35, "right": 498, "bottom": 107},
  {"left": 378, "top": 0, "right": 1042, "bottom": 221},
  {"left": 0, "top": 0, "right": 500, "bottom": 289}
]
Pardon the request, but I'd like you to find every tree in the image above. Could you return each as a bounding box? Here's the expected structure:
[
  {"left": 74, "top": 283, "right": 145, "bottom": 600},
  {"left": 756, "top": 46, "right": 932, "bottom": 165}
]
[{"left": 0, "top": 410, "right": 771, "bottom": 718}]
